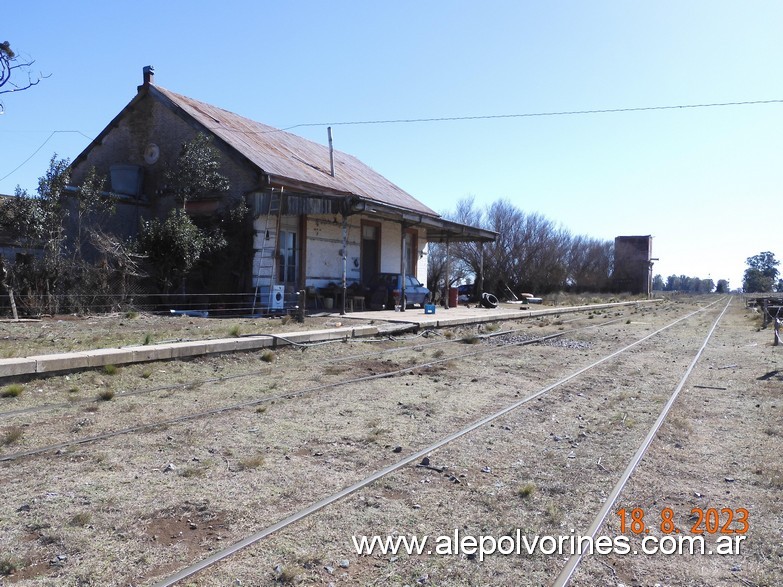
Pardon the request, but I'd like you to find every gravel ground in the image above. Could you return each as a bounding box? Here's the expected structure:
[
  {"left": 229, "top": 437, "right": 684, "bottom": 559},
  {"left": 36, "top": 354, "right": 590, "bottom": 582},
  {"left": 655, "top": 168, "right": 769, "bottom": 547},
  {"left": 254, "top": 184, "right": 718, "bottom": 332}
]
[{"left": 0, "top": 296, "right": 779, "bottom": 586}]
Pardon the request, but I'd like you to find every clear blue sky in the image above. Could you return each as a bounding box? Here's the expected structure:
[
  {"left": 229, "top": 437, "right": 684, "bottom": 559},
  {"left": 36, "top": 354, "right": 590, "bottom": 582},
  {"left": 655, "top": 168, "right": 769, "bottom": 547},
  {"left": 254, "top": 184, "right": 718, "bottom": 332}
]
[{"left": 3, "top": 1, "right": 782, "bottom": 289}]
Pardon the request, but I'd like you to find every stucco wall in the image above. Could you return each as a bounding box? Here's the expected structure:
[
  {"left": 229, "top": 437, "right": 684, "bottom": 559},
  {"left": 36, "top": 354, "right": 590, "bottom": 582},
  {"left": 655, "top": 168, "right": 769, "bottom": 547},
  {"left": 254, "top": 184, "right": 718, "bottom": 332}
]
[
  {"left": 301, "top": 215, "right": 426, "bottom": 288},
  {"left": 304, "top": 214, "right": 361, "bottom": 288}
]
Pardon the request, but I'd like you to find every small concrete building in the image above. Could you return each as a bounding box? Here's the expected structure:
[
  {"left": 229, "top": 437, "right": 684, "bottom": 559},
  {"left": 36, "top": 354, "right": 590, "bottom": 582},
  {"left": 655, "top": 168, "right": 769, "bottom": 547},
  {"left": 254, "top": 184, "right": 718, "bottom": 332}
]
[
  {"left": 612, "top": 235, "right": 653, "bottom": 296},
  {"left": 69, "top": 67, "right": 495, "bottom": 312}
]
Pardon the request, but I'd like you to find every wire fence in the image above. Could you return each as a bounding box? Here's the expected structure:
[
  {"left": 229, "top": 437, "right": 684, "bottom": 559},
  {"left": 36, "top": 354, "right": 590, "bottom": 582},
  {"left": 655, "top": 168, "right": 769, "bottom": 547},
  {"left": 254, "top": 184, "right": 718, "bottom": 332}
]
[
  {"left": 0, "top": 289, "right": 301, "bottom": 318},
  {"left": 0, "top": 267, "right": 300, "bottom": 318}
]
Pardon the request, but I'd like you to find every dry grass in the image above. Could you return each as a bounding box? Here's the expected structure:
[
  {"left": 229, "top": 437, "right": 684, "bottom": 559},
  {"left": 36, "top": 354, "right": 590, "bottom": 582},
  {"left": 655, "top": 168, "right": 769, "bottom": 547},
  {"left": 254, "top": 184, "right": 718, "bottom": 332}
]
[
  {"left": 0, "top": 313, "right": 372, "bottom": 359},
  {"left": 2, "top": 425, "right": 24, "bottom": 445},
  {"left": 178, "top": 465, "right": 207, "bottom": 478},
  {"left": 0, "top": 298, "right": 778, "bottom": 587},
  {"left": 276, "top": 566, "right": 300, "bottom": 583},
  {"left": 237, "top": 453, "right": 265, "bottom": 471},
  {"left": 68, "top": 512, "right": 92, "bottom": 527}
]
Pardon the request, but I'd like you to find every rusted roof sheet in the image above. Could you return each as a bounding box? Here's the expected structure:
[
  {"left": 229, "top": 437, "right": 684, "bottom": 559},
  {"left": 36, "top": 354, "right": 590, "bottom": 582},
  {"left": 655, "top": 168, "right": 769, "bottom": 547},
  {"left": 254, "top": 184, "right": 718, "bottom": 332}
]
[{"left": 153, "top": 86, "right": 438, "bottom": 217}]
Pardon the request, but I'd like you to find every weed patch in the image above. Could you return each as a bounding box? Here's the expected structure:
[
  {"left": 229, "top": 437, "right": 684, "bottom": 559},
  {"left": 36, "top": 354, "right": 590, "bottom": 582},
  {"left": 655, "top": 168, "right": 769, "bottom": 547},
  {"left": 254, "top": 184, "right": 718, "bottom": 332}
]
[
  {"left": 1, "top": 384, "right": 23, "bottom": 398},
  {"left": 2, "top": 425, "right": 23, "bottom": 445},
  {"left": 517, "top": 483, "right": 536, "bottom": 498}
]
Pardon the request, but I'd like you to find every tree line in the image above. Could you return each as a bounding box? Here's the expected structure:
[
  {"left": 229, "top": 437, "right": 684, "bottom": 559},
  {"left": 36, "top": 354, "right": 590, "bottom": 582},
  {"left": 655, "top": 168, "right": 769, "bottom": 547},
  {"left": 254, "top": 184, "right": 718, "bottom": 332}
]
[
  {"left": 652, "top": 275, "right": 725, "bottom": 293},
  {"left": 427, "top": 197, "right": 614, "bottom": 298},
  {"left": 652, "top": 251, "right": 781, "bottom": 294}
]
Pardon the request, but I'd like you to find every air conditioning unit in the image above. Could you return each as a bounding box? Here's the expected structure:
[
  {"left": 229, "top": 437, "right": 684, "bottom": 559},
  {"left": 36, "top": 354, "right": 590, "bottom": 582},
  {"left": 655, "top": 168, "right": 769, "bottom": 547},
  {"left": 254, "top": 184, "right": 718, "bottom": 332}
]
[{"left": 270, "top": 285, "right": 285, "bottom": 310}]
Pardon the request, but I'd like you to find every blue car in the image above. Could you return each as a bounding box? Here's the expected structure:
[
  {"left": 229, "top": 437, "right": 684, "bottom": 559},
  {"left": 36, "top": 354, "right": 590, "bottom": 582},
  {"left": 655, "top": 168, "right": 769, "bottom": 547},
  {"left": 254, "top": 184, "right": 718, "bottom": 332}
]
[{"left": 369, "top": 273, "right": 431, "bottom": 308}]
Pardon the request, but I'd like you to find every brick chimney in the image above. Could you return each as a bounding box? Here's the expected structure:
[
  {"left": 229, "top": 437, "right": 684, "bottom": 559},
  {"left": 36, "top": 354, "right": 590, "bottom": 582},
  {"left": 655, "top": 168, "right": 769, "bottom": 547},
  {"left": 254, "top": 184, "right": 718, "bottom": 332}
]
[{"left": 142, "top": 65, "right": 155, "bottom": 85}]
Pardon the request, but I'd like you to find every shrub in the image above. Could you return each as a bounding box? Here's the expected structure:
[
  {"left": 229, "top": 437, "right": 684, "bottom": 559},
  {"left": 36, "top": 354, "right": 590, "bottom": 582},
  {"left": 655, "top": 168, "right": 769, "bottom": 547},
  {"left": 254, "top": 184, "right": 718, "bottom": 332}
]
[
  {"left": 2, "top": 426, "right": 23, "bottom": 445},
  {"left": 97, "top": 390, "right": 115, "bottom": 401},
  {"left": 517, "top": 483, "right": 536, "bottom": 498},
  {"left": 1, "top": 384, "right": 23, "bottom": 398},
  {"left": 0, "top": 557, "right": 19, "bottom": 576}
]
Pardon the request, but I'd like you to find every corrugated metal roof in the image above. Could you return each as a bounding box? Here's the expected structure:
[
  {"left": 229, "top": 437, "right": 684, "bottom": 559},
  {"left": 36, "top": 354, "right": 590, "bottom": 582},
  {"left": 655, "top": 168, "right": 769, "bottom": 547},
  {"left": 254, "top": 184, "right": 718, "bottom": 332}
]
[{"left": 153, "top": 86, "right": 439, "bottom": 217}]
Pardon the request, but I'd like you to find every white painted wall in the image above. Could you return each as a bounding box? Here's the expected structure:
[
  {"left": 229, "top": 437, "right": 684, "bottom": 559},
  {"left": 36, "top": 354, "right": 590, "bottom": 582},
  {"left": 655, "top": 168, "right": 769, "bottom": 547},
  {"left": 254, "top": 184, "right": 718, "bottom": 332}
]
[
  {"left": 416, "top": 238, "right": 428, "bottom": 283},
  {"left": 302, "top": 215, "right": 428, "bottom": 287},
  {"left": 379, "top": 222, "right": 401, "bottom": 274},
  {"left": 305, "top": 214, "right": 359, "bottom": 288}
]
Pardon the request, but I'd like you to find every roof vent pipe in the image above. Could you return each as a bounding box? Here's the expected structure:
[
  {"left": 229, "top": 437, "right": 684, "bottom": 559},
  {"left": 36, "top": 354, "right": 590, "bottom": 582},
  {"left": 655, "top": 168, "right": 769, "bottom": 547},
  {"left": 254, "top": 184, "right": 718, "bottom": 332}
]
[{"left": 328, "top": 126, "right": 335, "bottom": 177}]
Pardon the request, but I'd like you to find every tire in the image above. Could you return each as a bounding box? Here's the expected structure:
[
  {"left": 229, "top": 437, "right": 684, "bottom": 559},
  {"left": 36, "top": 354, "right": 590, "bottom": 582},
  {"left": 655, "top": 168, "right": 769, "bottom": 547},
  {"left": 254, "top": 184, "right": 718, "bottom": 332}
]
[{"left": 480, "top": 292, "right": 499, "bottom": 309}]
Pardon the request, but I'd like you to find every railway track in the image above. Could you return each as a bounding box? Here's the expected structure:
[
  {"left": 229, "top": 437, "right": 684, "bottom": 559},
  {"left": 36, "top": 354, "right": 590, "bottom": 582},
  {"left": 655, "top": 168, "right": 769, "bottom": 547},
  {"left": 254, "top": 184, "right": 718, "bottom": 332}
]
[
  {"left": 0, "top": 313, "right": 593, "bottom": 423},
  {"left": 143, "top": 298, "right": 728, "bottom": 586},
  {"left": 2, "top": 297, "right": 752, "bottom": 586},
  {"left": 550, "top": 298, "right": 731, "bottom": 586},
  {"left": 0, "top": 314, "right": 626, "bottom": 463}
]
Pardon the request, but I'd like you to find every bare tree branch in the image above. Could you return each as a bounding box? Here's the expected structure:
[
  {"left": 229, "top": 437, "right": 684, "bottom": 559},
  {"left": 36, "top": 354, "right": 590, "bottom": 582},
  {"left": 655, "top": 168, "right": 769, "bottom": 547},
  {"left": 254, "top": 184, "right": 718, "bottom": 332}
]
[{"left": 0, "top": 41, "right": 50, "bottom": 113}]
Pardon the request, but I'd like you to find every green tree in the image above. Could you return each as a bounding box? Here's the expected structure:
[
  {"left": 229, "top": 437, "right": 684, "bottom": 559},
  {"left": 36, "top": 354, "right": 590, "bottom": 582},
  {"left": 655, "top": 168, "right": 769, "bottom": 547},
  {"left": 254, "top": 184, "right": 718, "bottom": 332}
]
[
  {"left": 652, "top": 274, "right": 665, "bottom": 291},
  {"left": 715, "top": 279, "right": 730, "bottom": 293},
  {"left": 0, "top": 156, "right": 71, "bottom": 312},
  {"left": 138, "top": 133, "right": 234, "bottom": 293},
  {"left": 0, "top": 157, "right": 115, "bottom": 313},
  {"left": 743, "top": 251, "right": 779, "bottom": 293},
  {"left": 137, "top": 209, "right": 226, "bottom": 293},
  {"left": 165, "top": 133, "right": 230, "bottom": 208}
]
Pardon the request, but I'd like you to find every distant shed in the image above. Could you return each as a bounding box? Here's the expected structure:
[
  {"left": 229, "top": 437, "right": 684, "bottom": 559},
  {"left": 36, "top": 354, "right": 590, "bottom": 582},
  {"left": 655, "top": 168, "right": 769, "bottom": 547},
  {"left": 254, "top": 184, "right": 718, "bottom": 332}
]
[{"left": 613, "top": 235, "right": 653, "bottom": 297}]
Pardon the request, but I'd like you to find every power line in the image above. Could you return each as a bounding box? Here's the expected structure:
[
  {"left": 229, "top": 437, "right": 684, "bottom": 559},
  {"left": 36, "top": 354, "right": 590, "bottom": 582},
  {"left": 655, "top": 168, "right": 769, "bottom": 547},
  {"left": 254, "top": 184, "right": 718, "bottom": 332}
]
[
  {"left": 0, "top": 130, "right": 92, "bottom": 183},
  {"left": 276, "top": 99, "right": 783, "bottom": 132},
  {"left": 2, "top": 99, "right": 781, "bottom": 183}
]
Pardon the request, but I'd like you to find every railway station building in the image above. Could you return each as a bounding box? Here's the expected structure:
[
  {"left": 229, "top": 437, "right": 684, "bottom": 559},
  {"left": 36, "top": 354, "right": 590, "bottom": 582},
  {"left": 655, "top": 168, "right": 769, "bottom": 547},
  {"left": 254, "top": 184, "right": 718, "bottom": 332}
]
[{"left": 68, "top": 67, "right": 496, "bottom": 313}]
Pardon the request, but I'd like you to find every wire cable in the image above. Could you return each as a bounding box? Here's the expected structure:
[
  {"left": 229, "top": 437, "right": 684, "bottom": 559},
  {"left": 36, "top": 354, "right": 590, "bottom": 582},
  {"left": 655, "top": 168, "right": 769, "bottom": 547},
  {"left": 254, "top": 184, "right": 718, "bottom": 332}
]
[
  {"left": 0, "top": 130, "right": 92, "bottom": 182},
  {"left": 266, "top": 99, "right": 783, "bottom": 133}
]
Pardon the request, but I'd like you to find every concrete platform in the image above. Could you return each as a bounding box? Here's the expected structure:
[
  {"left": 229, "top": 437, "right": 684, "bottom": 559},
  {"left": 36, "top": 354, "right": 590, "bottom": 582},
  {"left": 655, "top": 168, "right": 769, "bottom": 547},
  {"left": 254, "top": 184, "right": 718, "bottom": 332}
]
[
  {"left": 337, "top": 299, "right": 656, "bottom": 328},
  {"left": 0, "top": 300, "right": 658, "bottom": 381},
  {"left": 0, "top": 324, "right": 379, "bottom": 380}
]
